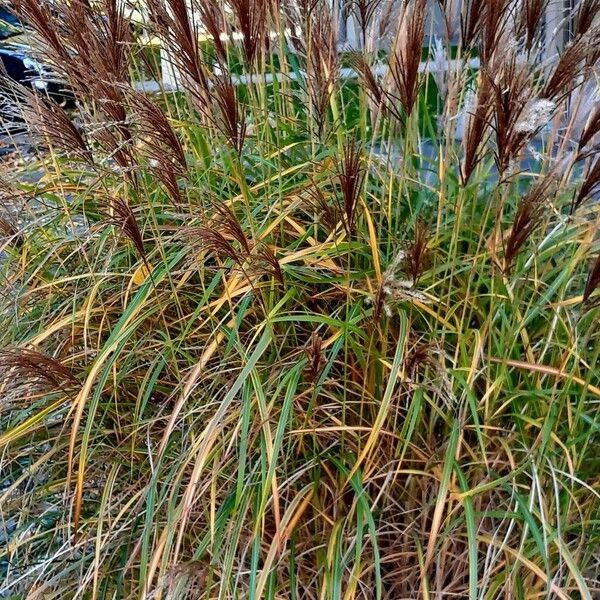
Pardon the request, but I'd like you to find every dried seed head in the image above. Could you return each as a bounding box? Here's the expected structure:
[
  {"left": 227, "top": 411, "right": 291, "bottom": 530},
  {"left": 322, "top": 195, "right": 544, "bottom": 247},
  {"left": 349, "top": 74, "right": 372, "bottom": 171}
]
[
  {"left": 403, "top": 218, "right": 433, "bottom": 285},
  {"left": 306, "top": 0, "right": 339, "bottom": 138},
  {"left": 147, "top": 0, "right": 211, "bottom": 115},
  {"left": 349, "top": 52, "right": 385, "bottom": 111},
  {"left": 461, "top": 75, "right": 493, "bottom": 184},
  {"left": 583, "top": 253, "right": 600, "bottom": 303},
  {"left": 388, "top": 0, "right": 428, "bottom": 117},
  {"left": 404, "top": 338, "right": 436, "bottom": 380},
  {"left": 480, "top": 0, "right": 513, "bottom": 65},
  {"left": 212, "top": 75, "right": 247, "bottom": 154},
  {"left": 486, "top": 55, "right": 541, "bottom": 174},
  {"left": 255, "top": 244, "right": 284, "bottom": 286},
  {"left": 542, "top": 31, "right": 600, "bottom": 101},
  {"left": 0, "top": 347, "right": 78, "bottom": 391},
  {"left": 11, "top": 85, "right": 92, "bottom": 163},
  {"left": 573, "top": 156, "right": 600, "bottom": 212},
  {"left": 304, "top": 332, "right": 326, "bottom": 383},
  {"left": 577, "top": 96, "right": 600, "bottom": 151},
  {"left": 504, "top": 178, "right": 555, "bottom": 270},
  {"left": 574, "top": 0, "right": 600, "bottom": 38},
  {"left": 132, "top": 91, "right": 187, "bottom": 171},
  {"left": 229, "top": 0, "right": 269, "bottom": 68},
  {"left": 430, "top": 37, "right": 449, "bottom": 100},
  {"left": 107, "top": 197, "right": 147, "bottom": 262},
  {"left": 0, "top": 216, "right": 23, "bottom": 248},
  {"left": 196, "top": 227, "right": 243, "bottom": 265},
  {"left": 372, "top": 244, "right": 430, "bottom": 319},
  {"left": 351, "top": 0, "right": 385, "bottom": 46},
  {"left": 334, "top": 139, "right": 366, "bottom": 237},
  {"left": 460, "top": 0, "right": 485, "bottom": 48},
  {"left": 195, "top": 0, "right": 229, "bottom": 67},
  {"left": 519, "top": 0, "right": 548, "bottom": 51},
  {"left": 212, "top": 202, "right": 252, "bottom": 256}
]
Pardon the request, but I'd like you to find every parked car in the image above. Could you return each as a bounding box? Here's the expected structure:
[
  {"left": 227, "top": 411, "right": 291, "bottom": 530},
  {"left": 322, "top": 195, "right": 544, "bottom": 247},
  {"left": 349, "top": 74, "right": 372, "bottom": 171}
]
[{"left": 0, "top": 7, "right": 72, "bottom": 108}]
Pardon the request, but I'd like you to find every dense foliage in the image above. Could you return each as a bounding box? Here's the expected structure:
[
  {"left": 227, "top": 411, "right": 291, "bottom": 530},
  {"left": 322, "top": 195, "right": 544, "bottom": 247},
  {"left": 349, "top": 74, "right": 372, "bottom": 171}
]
[{"left": 1, "top": 0, "right": 600, "bottom": 597}]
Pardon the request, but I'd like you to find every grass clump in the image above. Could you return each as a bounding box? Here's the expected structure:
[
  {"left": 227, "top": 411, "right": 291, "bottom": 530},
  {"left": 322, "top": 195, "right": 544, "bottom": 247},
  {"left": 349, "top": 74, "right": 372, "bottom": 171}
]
[{"left": 1, "top": 0, "right": 600, "bottom": 597}]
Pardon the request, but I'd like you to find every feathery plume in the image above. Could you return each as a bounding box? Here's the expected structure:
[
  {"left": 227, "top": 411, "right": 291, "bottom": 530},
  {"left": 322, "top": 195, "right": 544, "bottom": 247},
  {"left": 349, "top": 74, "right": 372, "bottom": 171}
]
[
  {"left": 573, "top": 155, "right": 600, "bottom": 212},
  {"left": 437, "top": 0, "right": 462, "bottom": 41},
  {"left": 515, "top": 99, "right": 556, "bottom": 134},
  {"left": 519, "top": 0, "right": 548, "bottom": 51},
  {"left": 212, "top": 75, "right": 247, "bottom": 154},
  {"left": 197, "top": 227, "right": 243, "bottom": 265},
  {"left": 403, "top": 218, "right": 432, "bottom": 286},
  {"left": 348, "top": 52, "right": 384, "bottom": 109},
  {"left": 583, "top": 253, "right": 600, "bottom": 303},
  {"left": 348, "top": 51, "right": 405, "bottom": 123},
  {"left": 13, "top": 85, "right": 92, "bottom": 163},
  {"left": 107, "top": 197, "right": 147, "bottom": 262},
  {"left": 480, "top": 0, "right": 513, "bottom": 65},
  {"left": 195, "top": 0, "right": 229, "bottom": 67},
  {"left": 255, "top": 244, "right": 284, "bottom": 285},
  {"left": 578, "top": 103, "right": 600, "bottom": 152},
  {"left": 130, "top": 91, "right": 187, "bottom": 204},
  {"left": 334, "top": 139, "right": 366, "bottom": 237},
  {"left": 351, "top": 0, "right": 385, "bottom": 46},
  {"left": 304, "top": 332, "right": 326, "bottom": 383},
  {"left": 404, "top": 337, "right": 439, "bottom": 381},
  {"left": 132, "top": 92, "right": 187, "bottom": 172},
  {"left": 574, "top": 0, "right": 600, "bottom": 38},
  {"left": 461, "top": 78, "right": 493, "bottom": 184},
  {"left": 542, "top": 31, "right": 599, "bottom": 101},
  {"left": 11, "top": 0, "right": 70, "bottom": 68},
  {"left": 212, "top": 201, "right": 252, "bottom": 256},
  {"left": 146, "top": 0, "right": 211, "bottom": 114},
  {"left": 487, "top": 56, "right": 543, "bottom": 174},
  {"left": 0, "top": 348, "right": 78, "bottom": 391},
  {"left": 229, "top": 0, "right": 268, "bottom": 68},
  {"left": 306, "top": 0, "right": 339, "bottom": 138},
  {"left": 388, "top": 0, "right": 428, "bottom": 117},
  {"left": 372, "top": 248, "right": 430, "bottom": 320},
  {"left": 504, "top": 179, "right": 554, "bottom": 270},
  {"left": 460, "top": 0, "right": 485, "bottom": 49}
]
